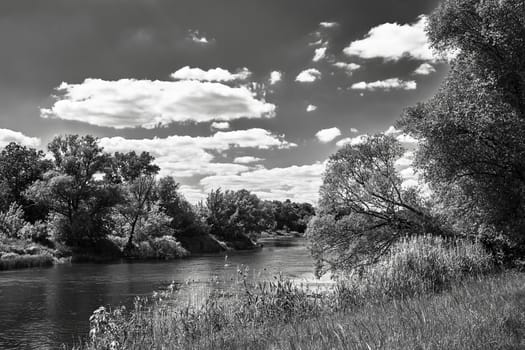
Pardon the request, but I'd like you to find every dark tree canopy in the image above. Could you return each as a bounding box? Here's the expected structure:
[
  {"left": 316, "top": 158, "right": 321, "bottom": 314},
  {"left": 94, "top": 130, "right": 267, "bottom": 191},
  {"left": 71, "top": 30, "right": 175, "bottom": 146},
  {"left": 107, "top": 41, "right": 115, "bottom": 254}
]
[{"left": 398, "top": 0, "right": 525, "bottom": 259}]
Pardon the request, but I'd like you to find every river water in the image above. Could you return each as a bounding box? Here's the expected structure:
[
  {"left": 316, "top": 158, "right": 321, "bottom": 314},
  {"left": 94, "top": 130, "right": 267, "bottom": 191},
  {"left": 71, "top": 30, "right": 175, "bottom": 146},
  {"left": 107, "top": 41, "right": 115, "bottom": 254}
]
[{"left": 0, "top": 237, "right": 318, "bottom": 349}]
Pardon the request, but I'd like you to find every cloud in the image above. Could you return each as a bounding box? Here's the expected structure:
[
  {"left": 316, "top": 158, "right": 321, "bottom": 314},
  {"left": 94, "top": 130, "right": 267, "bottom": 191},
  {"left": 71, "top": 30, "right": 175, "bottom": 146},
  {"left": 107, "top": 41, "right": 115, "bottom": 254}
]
[
  {"left": 211, "top": 121, "right": 230, "bottom": 130},
  {"left": 99, "top": 128, "right": 295, "bottom": 178},
  {"left": 320, "top": 22, "right": 339, "bottom": 28},
  {"left": 233, "top": 156, "right": 264, "bottom": 164},
  {"left": 188, "top": 30, "right": 212, "bottom": 44},
  {"left": 313, "top": 47, "right": 327, "bottom": 62},
  {"left": 413, "top": 63, "right": 436, "bottom": 75},
  {"left": 336, "top": 134, "right": 368, "bottom": 147},
  {"left": 171, "top": 66, "right": 251, "bottom": 82},
  {"left": 41, "top": 78, "right": 276, "bottom": 129},
  {"left": 350, "top": 128, "right": 359, "bottom": 133},
  {"left": 269, "top": 71, "right": 283, "bottom": 85},
  {"left": 200, "top": 162, "right": 325, "bottom": 204},
  {"left": 295, "top": 68, "right": 321, "bottom": 83},
  {"left": 315, "top": 127, "right": 341, "bottom": 143},
  {"left": 333, "top": 62, "right": 361, "bottom": 74},
  {"left": 343, "top": 16, "right": 434, "bottom": 61},
  {"left": 350, "top": 78, "right": 416, "bottom": 91},
  {"left": 306, "top": 104, "right": 318, "bottom": 112},
  {"left": 0, "top": 128, "right": 41, "bottom": 148}
]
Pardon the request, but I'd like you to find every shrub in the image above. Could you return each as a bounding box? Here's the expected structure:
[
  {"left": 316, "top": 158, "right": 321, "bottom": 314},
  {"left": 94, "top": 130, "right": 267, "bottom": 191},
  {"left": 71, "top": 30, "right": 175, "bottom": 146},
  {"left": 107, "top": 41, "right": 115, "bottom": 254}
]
[
  {"left": 0, "top": 203, "right": 28, "bottom": 239},
  {"left": 333, "top": 235, "right": 494, "bottom": 305}
]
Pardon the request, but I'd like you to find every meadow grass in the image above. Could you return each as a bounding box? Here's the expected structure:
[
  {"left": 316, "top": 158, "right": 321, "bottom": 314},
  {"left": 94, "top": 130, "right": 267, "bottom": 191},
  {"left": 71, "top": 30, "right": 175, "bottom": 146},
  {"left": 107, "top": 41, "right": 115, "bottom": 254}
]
[{"left": 79, "top": 236, "right": 525, "bottom": 350}]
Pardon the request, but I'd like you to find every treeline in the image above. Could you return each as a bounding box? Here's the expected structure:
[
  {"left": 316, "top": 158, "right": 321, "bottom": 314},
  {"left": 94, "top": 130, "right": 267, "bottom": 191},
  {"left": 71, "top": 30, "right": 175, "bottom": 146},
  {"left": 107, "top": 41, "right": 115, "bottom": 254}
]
[
  {"left": 0, "top": 135, "right": 314, "bottom": 261},
  {"left": 308, "top": 0, "right": 525, "bottom": 275}
]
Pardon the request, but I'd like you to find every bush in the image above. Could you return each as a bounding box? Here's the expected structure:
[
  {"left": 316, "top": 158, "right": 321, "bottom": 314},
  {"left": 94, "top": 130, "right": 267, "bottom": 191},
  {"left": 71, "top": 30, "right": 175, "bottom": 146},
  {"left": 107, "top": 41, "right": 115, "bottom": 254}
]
[
  {"left": 0, "top": 203, "right": 28, "bottom": 239},
  {"left": 333, "top": 235, "right": 494, "bottom": 305}
]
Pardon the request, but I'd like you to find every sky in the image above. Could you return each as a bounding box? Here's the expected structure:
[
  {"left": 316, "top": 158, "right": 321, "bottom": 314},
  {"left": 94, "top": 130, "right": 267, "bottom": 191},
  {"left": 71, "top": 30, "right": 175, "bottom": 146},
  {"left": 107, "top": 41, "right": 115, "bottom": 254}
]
[{"left": 0, "top": 0, "right": 446, "bottom": 204}]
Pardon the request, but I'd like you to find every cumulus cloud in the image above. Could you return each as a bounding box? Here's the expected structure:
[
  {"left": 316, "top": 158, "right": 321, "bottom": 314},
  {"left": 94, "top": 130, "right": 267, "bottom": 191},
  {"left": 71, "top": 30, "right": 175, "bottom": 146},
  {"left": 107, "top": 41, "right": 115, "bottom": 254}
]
[
  {"left": 350, "top": 128, "right": 359, "bottom": 133},
  {"left": 413, "top": 63, "right": 436, "bottom": 75},
  {"left": 269, "top": 71, "right": 283, "bottom": 85},
  {"left": 295, "top": 68, "right": 322, "bottom": 83},
  {"left": 336, "top": 134, "right": 368, "bottom": 147},
  {"left": 211, "top": 121, "right": 230, "bottom": 130},
  {"left": 41, "top": 78, "right": 276, "bottom": 129},
  {"left": 233, "top": 156, "right": 264, "bottom": 164},
  {"left": 320, "top": 21, "right": 339, "bottom": 28},
  {"left": 313, "top": 47, "right": 327, "bottom": 62},
  {"left": 0, "top": 128, "right": 41, "bottom": 148},
  {"left": 200, "top": 162, "right": 325, "bottom": 204},
  {"left": 333, "top": 62, "right": 361, "bottom": 74},
  {"left": 99, "top": 128, "right": 295, "bottom": 178},
  {"left": 315, "top": 127, "right": 341, "bottom": 143},
  {"left": 306, "top": 104, "right": 318, "bottom": 112},
  {"left": 188, "top": 30, "right": 212, "bottom": 44},
  {"left": 171, "top": 66, "right": 251, "bottom": 82},
  {"left": 350, "top": 78, "right": 417, "bottom": 91},
  {"left": 343, "top": 16, "right": 434, "bottom": 61}
]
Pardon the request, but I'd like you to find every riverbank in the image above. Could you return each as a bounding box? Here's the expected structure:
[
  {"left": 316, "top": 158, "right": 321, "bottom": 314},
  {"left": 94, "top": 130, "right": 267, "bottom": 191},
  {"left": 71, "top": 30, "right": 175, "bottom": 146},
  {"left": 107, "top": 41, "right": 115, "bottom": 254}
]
[
  {"left": 79, "top": 236, "right": 524, "bottom": 350},
  {"left": 0, "top": 232, "right": 263, "bottom": 271}
]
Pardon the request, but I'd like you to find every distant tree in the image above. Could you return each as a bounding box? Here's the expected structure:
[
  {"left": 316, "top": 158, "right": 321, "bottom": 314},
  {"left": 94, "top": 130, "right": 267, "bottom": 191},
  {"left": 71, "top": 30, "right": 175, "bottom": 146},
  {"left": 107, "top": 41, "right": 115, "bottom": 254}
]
[
  {"left": 307, "top": 135, "right": 444, "bottom": 275},
  {"left": 0, "top": 142, "right": 52, "bottom": 221},
  {"left": 25, "top": 135, "right": 122, "bottom": 246},
  {"left": 157, "top": 176, "right": 208, "bottom": 238},
  {"left": 398, "top": 0, "right": 525, "bottom": 261}
]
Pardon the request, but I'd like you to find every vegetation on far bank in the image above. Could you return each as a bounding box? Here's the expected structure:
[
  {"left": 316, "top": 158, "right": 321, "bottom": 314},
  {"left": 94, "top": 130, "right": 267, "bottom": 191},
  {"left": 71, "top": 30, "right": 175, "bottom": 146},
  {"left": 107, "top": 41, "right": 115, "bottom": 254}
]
[{"left": 0, "top": 138, "right": 314, "bottom": 269}]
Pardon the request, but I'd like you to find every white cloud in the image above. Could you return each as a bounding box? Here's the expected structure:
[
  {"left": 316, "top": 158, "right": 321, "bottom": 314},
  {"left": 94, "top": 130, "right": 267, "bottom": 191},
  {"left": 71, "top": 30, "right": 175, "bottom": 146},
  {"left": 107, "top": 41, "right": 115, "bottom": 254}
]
[
  {"left": 350, "top": 128, "right": 359, "bottom": 133},
  {"left": 179, "top": 185, "right": 207, "bottom": 204},
  {"left": 413, "top": 63, "right": 436, "bottom": 75},
  {"left": 0, "top": 128, "right": 41, "bottom": 148},
  {"left": 295, "top": 68, "right": 322, "bottom": 83},
  {"left": 200, "top": 162, "right": 325, "bottom": 204},
  {"left": 99, "top": 128, "right": 295, "bottom": 178},
  {"left": 343, "top": 16, "right": 434, "bottom": 61},
  {"left": 211, "top": 121, "right": 230, "bottom": 130},
  {"left": 315, "top": 127, "right": 341, "bottom": 143},
  {"left": 41, "top": 78, "right": 276, "bottom": 129},
  {"left": 171, "top": 66, "right": 251, "bottom": 82},
  {"left": 336, "top": 134, "right": 368, "bottom": 147},
  {"left": 383, "top": 126, "right": 418, "bottom": 149},
  {"left": 188, "top": 30, "right": 211, "bottom": 44},
  {"left": 233, "top": 156, "right": 264, "bottom": 164},
  {"left": 333, "top": 62, "right": 361, "bottom": 74},
  {"left": 313, "top": 47, "right": 327, "bottom": 62},
  {"left": 351, "top": 78, "right": 417, "bottom": 91},
  {"left": 320, "top": 22, "right": 339, "bottom": 28},
  {"left": 269, "top": 71, "right": 283, "bottom": 85},
  {"left": 306, "top": 104, "right": 318, "bottom": 112}
]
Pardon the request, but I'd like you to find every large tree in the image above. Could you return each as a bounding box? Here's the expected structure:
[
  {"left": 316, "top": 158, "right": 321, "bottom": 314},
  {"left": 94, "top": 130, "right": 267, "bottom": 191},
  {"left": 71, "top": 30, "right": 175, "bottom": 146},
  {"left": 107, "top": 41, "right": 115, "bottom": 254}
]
[
  {"left": 398, "top": 0, "right": 525, "bottom": 260},
  {"left": 0, "top": 142, "right": 52, "bottom": 221},
  {"left": 307, "top": 135, "right": 442, "bottom": 275},
  {"left": 26, "top": 135, "right": 122, "bottom": 246}
]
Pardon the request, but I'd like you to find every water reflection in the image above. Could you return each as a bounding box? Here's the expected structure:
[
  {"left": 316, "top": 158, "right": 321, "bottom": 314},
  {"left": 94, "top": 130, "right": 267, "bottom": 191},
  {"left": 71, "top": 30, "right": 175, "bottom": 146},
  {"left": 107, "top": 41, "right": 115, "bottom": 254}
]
[{"left": 0, "top": 237, "right": 315, "bottom": 349}]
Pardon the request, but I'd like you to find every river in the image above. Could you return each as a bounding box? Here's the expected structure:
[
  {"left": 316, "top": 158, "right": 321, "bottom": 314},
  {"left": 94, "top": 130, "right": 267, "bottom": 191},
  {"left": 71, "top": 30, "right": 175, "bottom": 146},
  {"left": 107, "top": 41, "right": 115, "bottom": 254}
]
[{"left": 0, "top": 236, "right": 318, "bottom": 349}]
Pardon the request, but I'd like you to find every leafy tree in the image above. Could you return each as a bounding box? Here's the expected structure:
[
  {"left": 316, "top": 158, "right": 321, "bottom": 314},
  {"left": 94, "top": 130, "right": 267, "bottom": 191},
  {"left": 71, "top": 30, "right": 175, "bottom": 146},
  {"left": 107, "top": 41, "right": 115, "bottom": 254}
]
[
  {"left": 25, "top": 135, "right": 122, "bottom": 246},
  {"left": 307, "top": 135, "right": 444, "bottom": 275},
  {"left": 105, "top": 151, "right": 159, "bottom": 184},
  {"left": 398, "top": 0, "right": 525, "bottom": 261},
  {"left": 0, "top": 142, "right": 52, "bottom": 221},
  {"left": 157, "top": 176, "right": 208, "bottom": 238}
]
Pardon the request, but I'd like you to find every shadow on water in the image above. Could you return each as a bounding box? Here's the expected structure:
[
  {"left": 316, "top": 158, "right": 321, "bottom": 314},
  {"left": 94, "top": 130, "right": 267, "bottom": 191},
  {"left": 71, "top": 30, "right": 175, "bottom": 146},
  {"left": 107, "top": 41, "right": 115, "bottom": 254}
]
[{"left": 0, "top": 237, "right": 314, "bottom": 349}]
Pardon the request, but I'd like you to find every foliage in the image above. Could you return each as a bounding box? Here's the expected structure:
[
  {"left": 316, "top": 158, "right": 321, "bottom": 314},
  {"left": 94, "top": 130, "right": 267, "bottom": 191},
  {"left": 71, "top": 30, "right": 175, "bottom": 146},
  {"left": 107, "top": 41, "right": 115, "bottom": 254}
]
[
  {"left": 158, "top": 176, "right": 208, "bottom": 238},
  {"left": 398, "top": 0, "right": 525, "bottom": 262},
  {"left": 0, "top": 142, "right": 51, "bottom": 221},
  {"left": 270, "top": 199, "right": 315, "bottom": 233},
  {"left": 308, "top": 135, "right": 446, "bottom": 274}
]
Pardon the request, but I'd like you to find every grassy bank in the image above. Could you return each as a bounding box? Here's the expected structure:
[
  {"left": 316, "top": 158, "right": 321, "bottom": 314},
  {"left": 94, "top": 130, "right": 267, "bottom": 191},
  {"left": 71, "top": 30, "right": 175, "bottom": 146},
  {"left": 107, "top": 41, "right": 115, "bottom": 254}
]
[
  {"left": 79, "top": 236, "right": 524, "bottom": 350},
  {"left": 0, "top": 238, "right": 60, "bottom": 270}
]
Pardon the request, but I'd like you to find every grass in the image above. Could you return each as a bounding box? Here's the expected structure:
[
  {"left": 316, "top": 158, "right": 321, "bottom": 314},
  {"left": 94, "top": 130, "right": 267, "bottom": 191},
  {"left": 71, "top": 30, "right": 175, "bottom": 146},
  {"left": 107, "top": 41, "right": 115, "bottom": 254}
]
[
  {"left": 0, "top": 253, "right": 54, "bottom": 270},
  {"left": 77, "top": 236, "right": 525, "bottom": 350}
]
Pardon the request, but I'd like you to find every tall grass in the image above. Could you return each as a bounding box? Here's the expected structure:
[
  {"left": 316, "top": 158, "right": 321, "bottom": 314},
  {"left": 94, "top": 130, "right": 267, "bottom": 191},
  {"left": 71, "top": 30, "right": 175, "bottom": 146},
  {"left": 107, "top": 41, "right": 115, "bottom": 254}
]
[
  {"left": 77, "top": 236, "right": 524, "bottom": 350},
  {"left": 0, "top": 253, "right": 54, "bottom": 270}
]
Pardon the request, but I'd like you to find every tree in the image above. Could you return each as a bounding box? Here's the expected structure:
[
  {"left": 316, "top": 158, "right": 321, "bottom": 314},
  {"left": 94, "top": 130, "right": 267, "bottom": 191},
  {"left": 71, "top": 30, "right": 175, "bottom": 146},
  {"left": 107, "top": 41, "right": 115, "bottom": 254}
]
[
  {"left": 26, "top": 135, "right": 122, "bottom": 246},
  {"left": 307, "top": 135, "right": 442, "bottom": 275},
  {"left": 105, "top": 151, "right": 159, "bottom": 184},
  {"left": 157, "top": 176, "right": 208, "bottom": 238},
  {"left": 398, "top": 0, "right": 525, "bottom": 261},
  {"left": 0, "top": 142, "right": 52, "bottom": 221}
]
